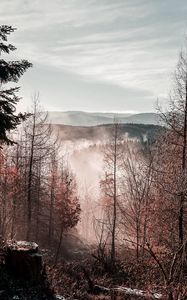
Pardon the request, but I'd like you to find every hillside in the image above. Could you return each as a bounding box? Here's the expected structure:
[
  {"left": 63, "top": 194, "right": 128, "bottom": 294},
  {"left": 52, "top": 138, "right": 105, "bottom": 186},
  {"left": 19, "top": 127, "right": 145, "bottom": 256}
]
[{"left": 52, "top": 123, "right": 163, "bottom": 144}]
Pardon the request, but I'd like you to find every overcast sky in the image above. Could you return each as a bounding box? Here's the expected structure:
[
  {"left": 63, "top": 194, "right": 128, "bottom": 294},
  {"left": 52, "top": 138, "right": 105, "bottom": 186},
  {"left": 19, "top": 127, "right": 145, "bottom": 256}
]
[{"left": 1, "top": 0, "right": 187, "bottom": 112}]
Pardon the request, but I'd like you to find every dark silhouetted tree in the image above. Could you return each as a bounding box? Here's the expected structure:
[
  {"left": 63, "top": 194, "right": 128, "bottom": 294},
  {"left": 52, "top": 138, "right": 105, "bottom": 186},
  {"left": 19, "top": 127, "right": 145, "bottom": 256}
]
[{"left": 0, "top": 25, "right": 32, "bottom": 145}]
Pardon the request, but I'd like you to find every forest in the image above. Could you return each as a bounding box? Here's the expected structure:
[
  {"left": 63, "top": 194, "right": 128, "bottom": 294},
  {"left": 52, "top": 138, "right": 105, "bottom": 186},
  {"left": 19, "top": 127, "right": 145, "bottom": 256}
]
[{"left": 0, "top": 25, "right": 187, "bottom": 300}]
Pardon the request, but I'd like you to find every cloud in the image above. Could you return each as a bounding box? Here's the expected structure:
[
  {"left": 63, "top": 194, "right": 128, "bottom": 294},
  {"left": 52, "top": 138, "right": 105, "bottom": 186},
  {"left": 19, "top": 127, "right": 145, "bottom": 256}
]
[{"left": 0, "top": 0, "right": 186, "bottom": 111}]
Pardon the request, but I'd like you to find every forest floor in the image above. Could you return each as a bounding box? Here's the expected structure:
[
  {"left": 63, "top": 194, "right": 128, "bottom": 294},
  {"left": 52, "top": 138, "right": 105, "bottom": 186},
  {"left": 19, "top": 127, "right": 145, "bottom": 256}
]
[
  {"left": 0, "top": 241, "right": 184, "bottom": 300},
  {"left": 45, "top": 245, "right": 163, "bottom": 300}
]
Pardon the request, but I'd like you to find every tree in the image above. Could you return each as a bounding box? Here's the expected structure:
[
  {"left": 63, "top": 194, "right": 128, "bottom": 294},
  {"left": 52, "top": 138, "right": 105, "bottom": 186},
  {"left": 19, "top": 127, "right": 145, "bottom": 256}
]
[
  {"left": 120, "top": 142, "right": 153, "bottom": 261},
  {"left": 54, "top": 165, "right": 81, "bottom": 264},
  {"left": 48, "top": 149, "right": 58, "bottom": 247},
  {"left": 154, "top": 45, "right": 187, "bottom": 247},
  {"left": 100, "top": 122, "right": 123, "bottom": 268},
  {"left": 134, "top": 45, "right": 187, "bottom": 299},
  {"left": 0, "top": 25, "right": 32, "bottom": 145},
  {"left": 21, "top": 97, "right": 53, "bottom": 240}
]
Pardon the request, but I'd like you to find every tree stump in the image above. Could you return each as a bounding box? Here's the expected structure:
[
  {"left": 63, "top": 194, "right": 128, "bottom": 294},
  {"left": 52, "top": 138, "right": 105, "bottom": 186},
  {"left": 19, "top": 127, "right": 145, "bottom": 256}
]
[{"left": 5, "top": 240, "right": 43, "bottom": 283}]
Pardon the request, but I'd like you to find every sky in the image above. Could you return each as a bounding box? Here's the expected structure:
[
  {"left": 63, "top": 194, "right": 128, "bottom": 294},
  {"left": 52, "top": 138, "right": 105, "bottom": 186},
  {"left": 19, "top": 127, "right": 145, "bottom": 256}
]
[{"left": 1, "top": 0, "right": 187, "bottom": 113}]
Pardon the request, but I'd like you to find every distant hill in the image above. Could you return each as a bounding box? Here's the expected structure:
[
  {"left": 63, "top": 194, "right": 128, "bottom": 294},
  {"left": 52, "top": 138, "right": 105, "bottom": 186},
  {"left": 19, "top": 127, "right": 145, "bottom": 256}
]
[
  {"left": 47, "top": 111, "right": 159, "bottom": 126},
  {"left": 52, "top": 123, "right": 163, "bottom": 144},
  {"left": 124, "top": 113, "right": 159, "bottom": 125}
]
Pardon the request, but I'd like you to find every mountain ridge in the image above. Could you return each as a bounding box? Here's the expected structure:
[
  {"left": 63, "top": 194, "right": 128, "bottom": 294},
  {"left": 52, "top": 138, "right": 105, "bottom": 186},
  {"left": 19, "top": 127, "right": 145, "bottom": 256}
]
[{"left": 47, "top": 111, "right": 159, "bottom": 126}]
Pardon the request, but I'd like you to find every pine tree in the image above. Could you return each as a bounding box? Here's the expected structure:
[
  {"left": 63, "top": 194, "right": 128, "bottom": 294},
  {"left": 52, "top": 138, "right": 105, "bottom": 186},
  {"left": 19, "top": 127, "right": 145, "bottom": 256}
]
[{"left": 0, "top": 25, "right": 32, "bottom": 145}]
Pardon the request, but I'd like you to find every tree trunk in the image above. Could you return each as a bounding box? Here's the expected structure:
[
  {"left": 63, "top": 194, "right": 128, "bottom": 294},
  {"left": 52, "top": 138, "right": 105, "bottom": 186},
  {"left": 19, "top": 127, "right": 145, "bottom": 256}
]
[
  {"left": 111, "top": 124, "right": 117, "bottom": 267},
  {"left": 26, "top": 112, "right": 36, "bottom": 241},
  {"left": 54, "top": 225, "right": 63, "bottom": 265},
  {"left": 179, "top": 76, "right": 187, "bottom": 244}
]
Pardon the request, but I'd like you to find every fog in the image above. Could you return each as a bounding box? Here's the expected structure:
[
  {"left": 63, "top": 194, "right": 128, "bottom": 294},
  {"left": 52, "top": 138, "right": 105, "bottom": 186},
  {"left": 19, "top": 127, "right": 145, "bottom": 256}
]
[
  {"left": 60, "top": 134, "right": 140, "bottom": 243},
  {"left": 63, "top": 140, "right": 104, "bottom": 242}
]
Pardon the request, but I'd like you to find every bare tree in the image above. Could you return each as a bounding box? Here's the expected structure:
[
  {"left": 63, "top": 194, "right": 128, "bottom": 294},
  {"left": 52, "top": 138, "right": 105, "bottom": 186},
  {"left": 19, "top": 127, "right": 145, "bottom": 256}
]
[
  {"left": 100, "top": 122, "right": 124, "bottom": 268},
  {"left": 157, "top": 46, "right": 187, "bottom": 246},
  {"left": 20, "top": 96, "right": 53, "bottom": 240},
  {"left": 120, "top": 142, "right": 153, "bottom": 261}
]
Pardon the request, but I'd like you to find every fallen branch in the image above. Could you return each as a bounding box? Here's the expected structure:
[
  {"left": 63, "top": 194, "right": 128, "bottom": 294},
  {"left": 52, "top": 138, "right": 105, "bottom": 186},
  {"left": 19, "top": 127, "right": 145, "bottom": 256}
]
[{"left": 92, "top": 285, "right": 162, "bottom": 299}]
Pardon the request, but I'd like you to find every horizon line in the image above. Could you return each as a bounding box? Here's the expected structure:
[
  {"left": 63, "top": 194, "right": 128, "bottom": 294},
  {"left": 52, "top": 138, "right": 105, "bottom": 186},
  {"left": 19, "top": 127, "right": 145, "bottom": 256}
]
[{"left": 46, "top": 110, "right": 156, "bottom": 114}]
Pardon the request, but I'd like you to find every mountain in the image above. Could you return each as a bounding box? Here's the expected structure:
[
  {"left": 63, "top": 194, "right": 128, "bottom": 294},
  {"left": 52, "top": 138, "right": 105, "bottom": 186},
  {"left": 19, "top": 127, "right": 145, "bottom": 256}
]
[{"left": 47, "top": 111, "right": 159, "bottom": 126}]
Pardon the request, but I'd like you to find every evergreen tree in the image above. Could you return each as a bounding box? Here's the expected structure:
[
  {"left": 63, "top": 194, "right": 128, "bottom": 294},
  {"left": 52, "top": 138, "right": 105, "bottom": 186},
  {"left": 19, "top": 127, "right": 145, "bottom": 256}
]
[{"left": 0, "top": 25, "right": 32, "bottom": 145}]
